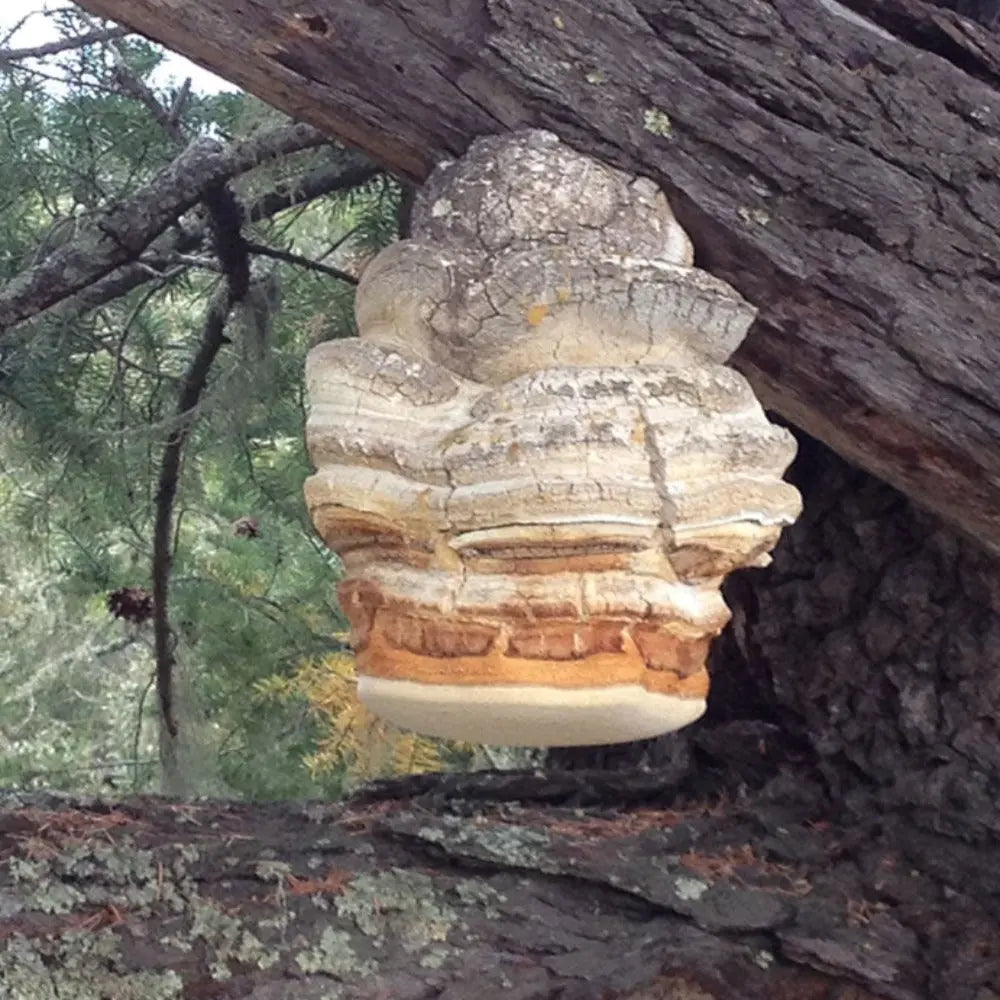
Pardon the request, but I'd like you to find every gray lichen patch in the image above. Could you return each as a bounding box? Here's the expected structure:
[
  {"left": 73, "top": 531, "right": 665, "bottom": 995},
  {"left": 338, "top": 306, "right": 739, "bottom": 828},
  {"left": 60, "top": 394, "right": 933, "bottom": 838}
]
[
  {"left": 0, "top": 930, "right": 184, "bottom": 1000},
  {"left": 7, "top": 835, "right": 198, "bottom": 918},
  {"left": 413, "top": 815, "right": 553, "bottom": 869},
  {"left": 2, "top": 831, "right": 292, "bottom": 989},
  {"left": 189, "top": 896, "right": 273, "bottom": 979},
  {"left": 8, "top": 857, "right": 85, "bottom": 914},
  {"left": 451, "top": 877, "right": 506, "bottom": 916},
  {"left": 643, "top": 107, "right": 673, "bottom": 137},
  {"left": 737, "top": 205, "right": 771, "bottom": 227},
  {"left": 335, "top": 868, "right": 459, "bottom": 950},
  {"left": 295, "top": 926, "right": 376, "bottom": 977},
  {"left": 674, "top": 875, "right": 710, "bottom": 901}
]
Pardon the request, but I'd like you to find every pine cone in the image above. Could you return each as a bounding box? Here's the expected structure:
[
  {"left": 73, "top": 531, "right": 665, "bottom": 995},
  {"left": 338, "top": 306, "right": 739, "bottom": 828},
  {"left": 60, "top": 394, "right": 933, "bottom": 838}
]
[
  {"left": 233, "top": 516, "right": 261, "bottom": 539},
  {"left": 107, "top": 586, "right": 154, "bottom": 625}
]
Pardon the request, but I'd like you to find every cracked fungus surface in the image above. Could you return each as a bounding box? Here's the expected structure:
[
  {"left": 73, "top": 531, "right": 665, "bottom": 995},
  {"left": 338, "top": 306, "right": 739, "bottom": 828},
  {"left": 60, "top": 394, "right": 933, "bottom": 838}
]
[{"left": 304, "top": 128, "right": 801, "bottom": 747}]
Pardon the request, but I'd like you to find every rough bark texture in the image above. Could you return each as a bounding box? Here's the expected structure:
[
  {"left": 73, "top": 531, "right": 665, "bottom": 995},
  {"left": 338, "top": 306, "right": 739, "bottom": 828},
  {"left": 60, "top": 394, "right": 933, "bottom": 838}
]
[
  {"left": 74, "top": 0, "right": 1000, "bottom": 552},
  {"left": 0, "top": 763, "right": 996, "bottom": 1000},
  {"left": 552, "top": 433, "right": 1000, "bottom": 842}
]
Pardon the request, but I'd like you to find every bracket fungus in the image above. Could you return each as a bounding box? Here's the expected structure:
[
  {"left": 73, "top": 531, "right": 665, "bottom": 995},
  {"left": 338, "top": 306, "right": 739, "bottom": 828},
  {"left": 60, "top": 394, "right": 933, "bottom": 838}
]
[{"left": 304, "top": 130, "right": 801, "bottom": 747}]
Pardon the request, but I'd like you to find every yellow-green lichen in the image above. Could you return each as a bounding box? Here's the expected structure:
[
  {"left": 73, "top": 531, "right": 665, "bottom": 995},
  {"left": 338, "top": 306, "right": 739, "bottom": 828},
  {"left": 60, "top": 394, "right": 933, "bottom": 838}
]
[
  {"left": 335, "top": 869, "right": 457, "bottom": 951},
  {"left": 0, "top": 930, "right": 184, "bottom": 1000},
  {"left": 296, "top": 926, "right": 374, "bottom": 977},
  {"left": 643, "top": 108, "right": 673, "bottom": 137}
]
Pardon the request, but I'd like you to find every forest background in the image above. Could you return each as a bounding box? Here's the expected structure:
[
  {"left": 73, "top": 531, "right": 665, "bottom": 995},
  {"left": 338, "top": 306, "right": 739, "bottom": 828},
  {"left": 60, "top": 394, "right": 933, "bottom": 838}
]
[{"left": 0, "top": 3, "right": 529, "bottom": 801}]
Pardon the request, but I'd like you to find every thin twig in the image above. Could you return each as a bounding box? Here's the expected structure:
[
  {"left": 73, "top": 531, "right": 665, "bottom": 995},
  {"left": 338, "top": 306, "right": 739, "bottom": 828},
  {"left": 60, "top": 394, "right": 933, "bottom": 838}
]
[
  {"left": 0, "top": 26, "right": 129, "bottom": 65},
  {"left": 151, "top": 286, "right": 235, "bottom": 736},
  {"left": 245, "top": 241, "right": 359, "bottom": 285}
]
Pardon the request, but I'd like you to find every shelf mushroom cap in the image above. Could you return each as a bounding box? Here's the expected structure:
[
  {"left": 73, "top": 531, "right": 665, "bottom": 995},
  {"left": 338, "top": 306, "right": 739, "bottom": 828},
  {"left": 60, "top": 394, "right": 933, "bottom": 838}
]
[{"left": 357, "top": 676, "right": 707, "bottom": 747}]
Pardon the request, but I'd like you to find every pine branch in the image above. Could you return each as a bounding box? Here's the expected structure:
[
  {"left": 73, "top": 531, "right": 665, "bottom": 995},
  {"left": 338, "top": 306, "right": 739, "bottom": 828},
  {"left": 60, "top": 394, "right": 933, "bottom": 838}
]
[
  {"left": 19, "top": 156, "right": 378, "bottom": 325},
  {"left": 0, "top": 122, "right": 329, "bottom": 336}
]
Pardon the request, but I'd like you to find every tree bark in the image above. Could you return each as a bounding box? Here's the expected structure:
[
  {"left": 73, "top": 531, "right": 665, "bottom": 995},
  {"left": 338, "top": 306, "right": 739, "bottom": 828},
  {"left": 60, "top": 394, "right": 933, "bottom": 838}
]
[
  {"left": 0, "top": 767, "right": 995, "bottom": 1000},
  {"left": 73, "top": 0, "right": 1000, "bottom": 553},
  {"left": 552, "top": 431, "right": 1000, "bottom": 841}
]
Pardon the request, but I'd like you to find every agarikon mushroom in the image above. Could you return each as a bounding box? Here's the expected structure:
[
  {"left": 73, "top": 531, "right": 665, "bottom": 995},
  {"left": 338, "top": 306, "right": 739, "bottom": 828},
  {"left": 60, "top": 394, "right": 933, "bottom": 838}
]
[{"left": 304, "top": 130, "right": 801, "bottom": 746}]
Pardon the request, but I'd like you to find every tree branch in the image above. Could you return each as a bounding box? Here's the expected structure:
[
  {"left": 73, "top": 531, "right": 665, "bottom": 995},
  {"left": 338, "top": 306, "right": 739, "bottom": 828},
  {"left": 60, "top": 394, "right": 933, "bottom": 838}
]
[
  {"left": 143, "top": 89, "right": 252, "bottom": 742},
  {"left": 0, "top": 122, "right": 329, "bottom": 336},
  {"left": 151, "top": 285, "right": 235, "bottom": 738},
  {"left": 245, "top": 239, "right": 358, "bottom": 285},
  {"left": 108, "top": 42, "right": 188, "bottom": 146},
  {"left": 0, "top": 26, "right": 129, "bottom": 65},
  {"left": 12, "top": 156, "right": 377, "bottom": 336},
  {"left": 37, "top": 156, "right": 377, "bottom": 324},
  {"left": 245, "top": 158, "right": 379, "bottom": 223}
]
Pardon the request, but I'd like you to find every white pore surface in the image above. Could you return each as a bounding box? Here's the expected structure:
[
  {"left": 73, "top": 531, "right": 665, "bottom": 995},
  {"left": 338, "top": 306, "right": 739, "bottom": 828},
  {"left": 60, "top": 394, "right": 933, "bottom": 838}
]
[{"left": 357, "top": 676, "right": 707, "bottom": 747}]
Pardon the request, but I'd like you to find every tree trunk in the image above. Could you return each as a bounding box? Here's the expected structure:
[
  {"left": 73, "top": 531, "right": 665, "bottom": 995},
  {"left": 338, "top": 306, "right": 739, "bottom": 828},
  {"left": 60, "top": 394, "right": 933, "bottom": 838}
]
[
  {"left": 73, "top": 0, "right": 1000, "bottom": 552},
  {"left": 0, "top": 761, "right": 994, "bottom": 999}
]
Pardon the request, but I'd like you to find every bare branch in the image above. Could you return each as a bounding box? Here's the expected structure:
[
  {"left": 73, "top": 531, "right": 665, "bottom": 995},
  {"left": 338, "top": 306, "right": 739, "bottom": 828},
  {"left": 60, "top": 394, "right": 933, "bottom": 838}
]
[
  {"left": 152, "top": 283, "right": 236, "bottom": 738},
  {"left": 0, "top": 26, "right": 129, "bottom": 65},
  {"left": 108, "top": 43, "right": 187, "bottom": 146},
  {"left": 245, "top": 158, "right": 379, "bottom": 223},
  {"left": 168, "top": 79, "right": 192, "bottom": 127},
  {"left": 0, "top": 122, "right": 329, "bottom": 337}
]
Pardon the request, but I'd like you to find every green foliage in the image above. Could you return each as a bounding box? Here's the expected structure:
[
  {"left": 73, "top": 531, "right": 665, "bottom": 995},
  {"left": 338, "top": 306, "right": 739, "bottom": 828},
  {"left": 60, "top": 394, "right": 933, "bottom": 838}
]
[{"left": 0, "top": 9, "right": 401, "bottom": 799}]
